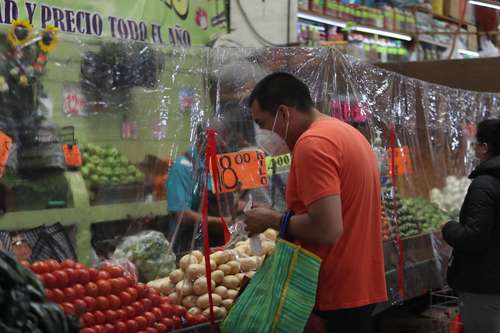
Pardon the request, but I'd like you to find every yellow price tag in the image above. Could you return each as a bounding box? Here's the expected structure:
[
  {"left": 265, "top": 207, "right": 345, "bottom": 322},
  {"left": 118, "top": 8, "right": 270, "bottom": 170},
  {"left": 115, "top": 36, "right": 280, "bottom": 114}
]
[{"left": 265, "top": 153, "right": 291, "bottom": 176}]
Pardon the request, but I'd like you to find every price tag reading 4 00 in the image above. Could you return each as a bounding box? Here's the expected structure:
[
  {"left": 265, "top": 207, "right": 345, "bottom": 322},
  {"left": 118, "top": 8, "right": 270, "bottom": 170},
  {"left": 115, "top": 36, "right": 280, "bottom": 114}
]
[{"left": 215, "top": 150, "right": 268, "bottom": 193}]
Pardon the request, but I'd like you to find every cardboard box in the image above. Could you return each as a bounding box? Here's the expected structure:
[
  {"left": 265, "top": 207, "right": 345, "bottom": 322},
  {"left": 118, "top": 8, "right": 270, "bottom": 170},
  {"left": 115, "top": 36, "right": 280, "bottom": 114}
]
[
  {"left": 467, "top": 25, "right": 478, "bottom": 51},
  {"left": 444, "top": 0, "right": 469, "bottom": 21}
]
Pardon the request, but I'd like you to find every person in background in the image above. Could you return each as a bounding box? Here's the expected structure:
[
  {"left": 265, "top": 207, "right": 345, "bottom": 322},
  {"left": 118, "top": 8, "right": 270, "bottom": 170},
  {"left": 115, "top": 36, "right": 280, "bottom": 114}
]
[
  {"left": 244, "top": 72, "right": 387, "bottom": 332},
  {"left": 442, "top": 119, "right": 500, "bottom": 333},
  {"left": 166, "top": 125, "right": 230, "bottom": 254}
]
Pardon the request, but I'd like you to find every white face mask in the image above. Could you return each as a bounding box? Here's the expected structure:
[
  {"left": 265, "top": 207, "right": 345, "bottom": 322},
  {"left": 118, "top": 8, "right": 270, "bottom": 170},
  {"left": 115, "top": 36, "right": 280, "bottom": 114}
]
[{"left": 255, "top": 111, "right": 290, "bottom": 156}]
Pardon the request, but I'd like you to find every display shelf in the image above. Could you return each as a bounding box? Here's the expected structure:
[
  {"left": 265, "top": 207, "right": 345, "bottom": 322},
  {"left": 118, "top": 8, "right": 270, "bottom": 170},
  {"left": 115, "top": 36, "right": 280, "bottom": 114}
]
[
  {"left": 418, "top": 37, "right": 480, "bottom": 57},
  {"left": 0, "top": 170, "right": 167, "bottom": 264},
  {"left": 298, "top": 10, "right": 413, "bottom": 41}
]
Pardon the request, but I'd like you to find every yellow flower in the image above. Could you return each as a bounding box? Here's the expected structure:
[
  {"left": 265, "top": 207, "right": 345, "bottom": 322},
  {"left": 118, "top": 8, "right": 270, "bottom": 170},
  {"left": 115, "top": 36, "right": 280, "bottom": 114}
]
[
  {"left": 19, "top": 75, "right": 29, "bottom": 87},
  {"left": 38, "top": 25, "right": 59, "bottom": 53},
  {"left": 0, "top": 76, "right": 9, "bottom": 92},
  {"left": 7, "top": 19, "right": 33, "bottom": 48}
]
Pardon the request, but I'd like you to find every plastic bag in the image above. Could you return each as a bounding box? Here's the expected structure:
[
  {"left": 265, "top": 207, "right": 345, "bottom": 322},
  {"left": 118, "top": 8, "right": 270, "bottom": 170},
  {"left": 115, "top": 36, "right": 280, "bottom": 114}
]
[{"left": 111, "top": 230, "right": 176, "bottom": 282}]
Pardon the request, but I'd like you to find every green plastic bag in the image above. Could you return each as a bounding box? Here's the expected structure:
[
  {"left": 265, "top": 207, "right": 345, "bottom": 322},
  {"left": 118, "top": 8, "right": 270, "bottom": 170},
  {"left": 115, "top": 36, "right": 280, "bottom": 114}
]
[{"left": 221, "top": 239, "right": 321, "bottom": 333}]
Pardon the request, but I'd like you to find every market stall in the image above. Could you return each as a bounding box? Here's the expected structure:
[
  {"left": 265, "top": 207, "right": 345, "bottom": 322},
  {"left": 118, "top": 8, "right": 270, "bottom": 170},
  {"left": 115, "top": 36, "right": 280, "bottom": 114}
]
[{"left": 1, "top": 15, "right": 500, "bottom": 332}]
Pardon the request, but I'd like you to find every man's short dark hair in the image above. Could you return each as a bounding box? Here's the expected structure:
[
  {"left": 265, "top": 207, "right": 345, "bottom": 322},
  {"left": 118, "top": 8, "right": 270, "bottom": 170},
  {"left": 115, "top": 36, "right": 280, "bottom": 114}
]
[{"left": 248, "top": 72, "right": 313, "bottom": 115}]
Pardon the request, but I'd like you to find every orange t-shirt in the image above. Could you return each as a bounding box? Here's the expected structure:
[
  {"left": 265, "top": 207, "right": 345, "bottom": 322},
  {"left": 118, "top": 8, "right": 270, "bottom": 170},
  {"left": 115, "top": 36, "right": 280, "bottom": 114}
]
[{"left": 286, "top": 117, "right": 387, "bottom": 311}]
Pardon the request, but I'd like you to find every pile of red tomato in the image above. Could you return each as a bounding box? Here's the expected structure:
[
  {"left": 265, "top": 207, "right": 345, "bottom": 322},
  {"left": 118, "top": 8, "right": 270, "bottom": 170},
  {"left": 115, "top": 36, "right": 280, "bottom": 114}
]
[{"left": 24, "top": 259, "right": 208, "bottom": 333}]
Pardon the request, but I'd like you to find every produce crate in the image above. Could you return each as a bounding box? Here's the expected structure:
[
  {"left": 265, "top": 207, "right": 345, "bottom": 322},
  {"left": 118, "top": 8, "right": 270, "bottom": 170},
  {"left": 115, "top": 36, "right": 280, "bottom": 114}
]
[{"left": 90, "top": 182, "right": 150, "bottom": 205}]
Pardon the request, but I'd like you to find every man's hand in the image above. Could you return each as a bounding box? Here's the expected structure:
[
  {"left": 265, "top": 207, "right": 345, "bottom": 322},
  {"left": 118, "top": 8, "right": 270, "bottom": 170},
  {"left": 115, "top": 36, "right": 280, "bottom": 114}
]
[{"left": 244, "top": 207, "right": 282, "bottom": 236}]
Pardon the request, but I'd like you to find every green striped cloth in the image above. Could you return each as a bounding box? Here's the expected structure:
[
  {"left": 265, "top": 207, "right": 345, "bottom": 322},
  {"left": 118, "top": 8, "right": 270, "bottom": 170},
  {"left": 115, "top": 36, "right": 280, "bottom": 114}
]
[{"left": 221, "top": 239, "right": 321, "bottom": 333}]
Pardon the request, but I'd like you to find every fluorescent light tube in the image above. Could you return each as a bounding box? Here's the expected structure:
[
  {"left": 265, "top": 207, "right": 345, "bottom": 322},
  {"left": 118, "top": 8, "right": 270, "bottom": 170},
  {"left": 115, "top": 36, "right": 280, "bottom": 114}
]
[
  {"left": 297, "top": 12, "right": 347, "bottom": 28},
  {"left": 469, "top": 1, "right": 500, "bottom": 10},
  {"left": 352, "top": 26, "right": 412, "bottom": 41}
]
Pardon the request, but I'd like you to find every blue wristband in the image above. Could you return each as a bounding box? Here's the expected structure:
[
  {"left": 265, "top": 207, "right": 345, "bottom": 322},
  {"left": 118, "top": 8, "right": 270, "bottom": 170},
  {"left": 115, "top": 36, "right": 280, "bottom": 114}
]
[{"left": 279, "top": 210, "right": 294, "bottom": 239}]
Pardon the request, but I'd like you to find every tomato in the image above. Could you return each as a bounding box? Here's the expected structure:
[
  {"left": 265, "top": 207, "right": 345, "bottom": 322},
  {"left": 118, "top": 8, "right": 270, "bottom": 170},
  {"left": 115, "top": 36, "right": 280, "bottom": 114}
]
[
  {"left": 86, "top": 282, "right": 99, "bottom": 297},
  {"left": 46, "top": 259, "right": 60, "bottom": 272},
  {"left": 144, "top": 312, "right": 156, "bottom": 326},
  {"left": 104, "top": 309, "right": 118, "bottom": 323},
  {"left": 61, "top": 259, "right": 76, "bottom": 269},
  {"left": 111, "top": 278, "right": 127, "bottom": 294},
  {"left": 160, "top": 296, "right": 170, "bottom": 305},
  {"left": 32, "top": 261, "right": 49, "bottom": 274},
  {"left": 141, "top": 298, "right": 153, "bottom": 312},
  {"left": 124, "top": 275, "right": 136, "bottom": 287},
  {"left": 63, "top": 287, "right": 76, "bottom": 302},
  {"left": 82, "top": 312, "right": 96, "bottom": 327},
  {"left": 152, "top": 308, "right": 163, "bottom": 321},
  {"left": 160, "top": 318, "right": 173, "bottom": 330},
  {"left": 171, "top": 316, "right": 182, "bottom": 329},
  {"left": 145, "top": 328, "right": 157, "bottom": 333},
  {"left": 124, "top": 305, "right": 136, "bottom": 319},
  {"left": 194, "top": 314, "right": 207, "bottom": 324},
  {"left": 73, "top": 299, "right": 87, "bottom": 314},
  {"left": 132, "top": 301, "right": 144, "bottom": 316},
  {"left": 84, "top": 296, "right": 98, "bottom": 312},
  {"left": 65, "top": 268, "right": 78, "bottom": 285},
  {"left": 94, "top": 325, "right": 105, "bottom": 333},
  {"left": 20, "top": 260, "right": 31, "bottom": 269},
  {"left": 61, "top": 302, "right": 75, "bottom": 315},
  {"left": 73, "top": 283, "right": 86, "bottom": 298},
  {"left": 159, "top": 303, "right": 172, "bottom": 317},
  {"left": 97, "top": 280, "right": 112, "bottom": 296},
  {"left": 172, "top": 305, "right": 186, "bottom": 317},
  {"left": 78, "top": 269, "right": 90, "bottom": 285},
  {"left": 184, "top": 313, "right": 196, "bottom": 326},
  {"left": 149, "top": 294, "right": 161, "bottom": 307},
  {"left": 153, "top": 323, "right": 167, "bottom": 333},
  {"left": 43, "top": 273, "right": 57, "bottom": 289},
  {"left": 94, "top": 310, "right": 107, "bottom": 325},
  {"left": 52, "top": 288, "right": 65, "bottom": 303},
  {"left": 114, "top": 321, "right": 128, "bottom": 333},
  {"left": 135, "top": 283, "right": 148, "bottom": 298},
  {"left": 105, "top": 266, "right": 124, "bottom": 278},
  {"left": 97, "top": 271, "right": 111, "bottom": 281},
  {"left": 120, "top": 291, "right": 133, "bottom": 306},
  {"left": 88, "top": 268, "right": 99, "bottom": 282},
  {"left": 36, "top": 274, "right": 46, "bottom": 286},
  {"left": 45, "top": 289, "right": 54, "bottom": 302},
  {"left": 127, "top": 319, "right": 139, "bottom": 333},
  {"left": 126, "top": 288, "right": 138, "bottom": 302},
  {"left": 104, "top": 323, "right": 116, "bottom": 333},
  {"left": 81, "top": 328, "right": 97, "bottom": 333},
  {"left": 108, "top": 295, "right": 121, "bottom": 310},
  {"left": 116, "top": 309, "right": 127, "bottom": 321},
  {"left": 75, "top": 262, "right": 87, "bottom": 270},
  {"left": 135, "top": 316, "right": 148, "bottom": 330},
  {"left": 53, "top": 270, "right": 69, "bottom": 288},
  {"left": 97, "top": 296, "right": 110, "bottom": 311}
]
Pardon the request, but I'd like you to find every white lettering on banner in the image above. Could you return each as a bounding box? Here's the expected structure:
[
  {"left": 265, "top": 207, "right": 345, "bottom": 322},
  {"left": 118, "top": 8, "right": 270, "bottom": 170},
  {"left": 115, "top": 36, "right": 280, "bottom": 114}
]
[{"left": 0, "top": 0, "right": 194, "bottom": 46}]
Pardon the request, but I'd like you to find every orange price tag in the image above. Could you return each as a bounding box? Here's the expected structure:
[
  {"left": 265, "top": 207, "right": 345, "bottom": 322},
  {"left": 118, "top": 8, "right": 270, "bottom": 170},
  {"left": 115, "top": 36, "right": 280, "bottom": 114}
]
[
  {"left": 0, "top": 131, "right": 12, "bottom": 178},
  {"left": 388, "top": 146, "right": 413, "bottom": 176},
  {"left": 63, "top": 144, "right": 82, "bottom": 168},
  {"left": 215, "top": 150, "right": 268, "bottom": 193}
]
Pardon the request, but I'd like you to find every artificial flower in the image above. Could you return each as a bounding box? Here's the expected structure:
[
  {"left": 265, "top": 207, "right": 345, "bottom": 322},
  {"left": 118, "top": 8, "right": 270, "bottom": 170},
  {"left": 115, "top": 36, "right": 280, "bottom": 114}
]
[
  {"left": 7, "top": 19, "right": 33, "bottom": 48},
  {"left": 9, "top": 67, "right": 19, "bottom": 77},
  {"left": 38, "top": 25, "right": 59, "bottom": 53}
]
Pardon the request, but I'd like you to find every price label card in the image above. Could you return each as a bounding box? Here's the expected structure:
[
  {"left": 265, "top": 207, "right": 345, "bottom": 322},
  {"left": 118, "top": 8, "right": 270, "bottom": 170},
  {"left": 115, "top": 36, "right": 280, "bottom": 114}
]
[
  {"left": 265, "top": 153, "right": 292, "bottom": 176},
  {"left": 215, "top": 150, "right": 268, "bottom": 193},
  {"left": 388, "top": 146, "right": 413, "bottom": 176}
]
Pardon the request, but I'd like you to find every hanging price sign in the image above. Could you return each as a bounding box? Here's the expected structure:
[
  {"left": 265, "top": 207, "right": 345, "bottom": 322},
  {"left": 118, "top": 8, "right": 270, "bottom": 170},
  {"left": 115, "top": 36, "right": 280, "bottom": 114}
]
[
  {"left": 215, "top": 150, "right": 268, "bottom": 193},
  {"left": 0, "top": 131, "right": 12, "bottom": 178},
  {"left": 388, "top": 146, "right": 413, "bottom": 176},
  {"left": 265, "top": 153, "right": 292, "bottom": 176}
]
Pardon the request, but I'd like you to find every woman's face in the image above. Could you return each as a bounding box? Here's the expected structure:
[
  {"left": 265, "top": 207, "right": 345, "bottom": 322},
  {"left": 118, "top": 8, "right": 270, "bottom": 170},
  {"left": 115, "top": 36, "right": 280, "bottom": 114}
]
[{"left": 473, "top": 138, "right": 490, "bottom": 161}]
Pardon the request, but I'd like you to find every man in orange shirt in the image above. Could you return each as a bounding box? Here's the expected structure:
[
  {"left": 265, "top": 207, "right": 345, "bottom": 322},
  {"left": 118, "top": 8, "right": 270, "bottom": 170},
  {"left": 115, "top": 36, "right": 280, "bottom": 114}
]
[{"left": 244, "top": 72, "right": 387, "bottom": 332}]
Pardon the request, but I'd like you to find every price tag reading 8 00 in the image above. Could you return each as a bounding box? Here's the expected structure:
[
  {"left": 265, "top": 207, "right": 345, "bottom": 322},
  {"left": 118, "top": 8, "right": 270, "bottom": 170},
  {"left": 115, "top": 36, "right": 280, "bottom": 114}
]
[{"left": 215, "top": 150, "right": 268, "bottom": 193}]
